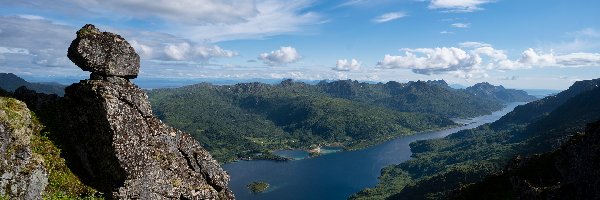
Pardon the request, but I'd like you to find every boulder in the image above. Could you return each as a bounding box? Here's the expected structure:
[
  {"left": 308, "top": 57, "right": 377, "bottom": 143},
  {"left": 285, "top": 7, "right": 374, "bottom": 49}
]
[
  {"left": 0, "top": 97, "right": 48, "bottom": 200},
  {"left": 67, "top": 24, "right": 140, "bottom": 79},
  {"left": 61, "top": 25, "right": 234, "bottom": 199}
]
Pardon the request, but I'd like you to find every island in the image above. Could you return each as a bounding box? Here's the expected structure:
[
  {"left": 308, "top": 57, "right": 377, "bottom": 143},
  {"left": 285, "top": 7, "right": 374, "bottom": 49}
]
[{"left": 247, "top": 181, "right": 270, "bottom": 194}]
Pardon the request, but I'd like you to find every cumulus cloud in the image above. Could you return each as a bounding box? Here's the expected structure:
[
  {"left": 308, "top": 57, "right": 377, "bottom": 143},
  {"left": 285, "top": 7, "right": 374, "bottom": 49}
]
[
  {"left": 333, "top": 59, "right": 361, "bottom": 71},
  {"left": 0, "top": 15, "right": 240, "bottom": 78},
  {"left": 451, "top": 23, "right": 470, "bottom": 28},
  {"left": 429, "top": 0, "right": 493, "bottom": 12},
  {"left": 373, "top": 12, "right": 407, "bottom": 23},
  {"left": 377, "top": 43, "right": 600, "bottom": 79},
  {"left": 258, "top": 46, "right": 301, "bottom": 66},
  {"left": 377, "top": 47, "right": 485, "bottom": 78}
]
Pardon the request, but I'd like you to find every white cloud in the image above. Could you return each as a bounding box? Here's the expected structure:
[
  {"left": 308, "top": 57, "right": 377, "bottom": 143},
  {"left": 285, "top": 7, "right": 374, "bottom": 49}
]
[
  {"left": 518, "top": 48, "right": 556, "bottom": 66},
  {"left": 429, "top": 0, "right": 493, "bottom": 12},
  {"left": 2, "top": 0, "right": 322, "bottom": 42},
  {"left": 164, "top": 43, "right": 190, "bottom": 61},
  {"left": 373, "top": 12, "right": 407, "bottom": 23},
  {"left": 440, "top": 30, "right": 454, "bottom": 34},
  {"left": 377, "top": 47, "right": 484, "bottom": 78},
  {"left": 258, "top": 46, "right": 301, "bottom": 65},
  {"left": 451, "top": 23, "right": 470, "bottom": 28},
  {"left": 171, "top": 0, "right": 321, "bottom": 41},
  {"left": 377, "top": 43, "right": 600, "bottom": 79},
  {"left": 569, "top": 28, "right": 600, "bottom": 38},
  {"left": 0, "top": 47, "right": 30, "bottom": 54},
  {"left": 333, "top": 59, "right": 361, "bottom": 71},
  {"left": 556, "top": 52, "right": 600, "bottom": 67},
  {"left": 459, "top": 41, "right": 491, "bottom": 48}
]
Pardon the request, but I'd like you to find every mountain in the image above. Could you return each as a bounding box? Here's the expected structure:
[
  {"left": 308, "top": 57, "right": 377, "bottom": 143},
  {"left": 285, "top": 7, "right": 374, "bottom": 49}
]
[
  {"left": 465, "top": 82, "right": 538, "bottom": 103},
  {"left": 147, "top": 80, "right": 458, "bottom": 163},
  {"left": 451, "top": 119, "right": 600, "bottom": 200},
  {"left": 0, "top": 73, "right": 66, "bottom": 96},
  {"left": 351, "top": 78, "right": 600, "bottom": 200},
  {"left": 316, "top": 80, "right": 504, "bottom": 118}
]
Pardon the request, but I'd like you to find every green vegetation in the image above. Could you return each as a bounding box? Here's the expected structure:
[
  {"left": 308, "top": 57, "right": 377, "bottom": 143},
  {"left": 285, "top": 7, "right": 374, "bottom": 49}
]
[
  {"left": 30, "top": 125, "right": 101, "bottom": 199},
  {"left": 351, "top": 79, "right": 600, "bottom": 200},
  {"left": 1, "top": 97, "right": 101, "bottom": 199},
  {"left": 147, "top": 79, "right": 507, "bottom": 162},
  {"left": 247, "top": 181, "right": 270, "bottom": 194}
]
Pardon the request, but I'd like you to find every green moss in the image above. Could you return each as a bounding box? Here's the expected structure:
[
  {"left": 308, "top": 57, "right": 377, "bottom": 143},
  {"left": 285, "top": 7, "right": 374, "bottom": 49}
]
[
  {"left": 30, "top": 128, "right": 102, "bottom": 199},
  {"left": 18, "top": 102, "right": 103, "bottom": 199},
  {"left": 247, "top": 181, "right": 269, "bottom": 194}
]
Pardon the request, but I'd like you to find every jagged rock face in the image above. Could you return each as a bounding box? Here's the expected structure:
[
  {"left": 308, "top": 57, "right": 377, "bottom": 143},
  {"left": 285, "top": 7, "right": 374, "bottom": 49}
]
[
  {"left": 0, "top": 97, "right": 48, "bottom": 200},
  {"left": 67, "top": 24, "right": 140, "bottom": 78},
  {"left": 62, "top": 72, "right": 233, "bottom": 199}
]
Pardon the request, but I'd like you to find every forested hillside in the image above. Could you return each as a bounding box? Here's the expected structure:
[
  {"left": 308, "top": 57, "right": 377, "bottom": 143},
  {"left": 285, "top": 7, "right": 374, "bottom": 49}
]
[
  {"left": 147, "top": 79, "right": 529, "bottom": 163},
  {"left": 351, "top": 79, "right": 600, "bottom": 200}
]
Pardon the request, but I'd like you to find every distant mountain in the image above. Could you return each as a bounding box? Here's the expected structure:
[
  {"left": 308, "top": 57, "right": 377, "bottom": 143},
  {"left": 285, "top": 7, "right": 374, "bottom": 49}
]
[
  {"left": 465, "top": 82, "right": 538, "bottom": 103},
  {"left": 351, "top": 78, "right": 600, "bottom": 200},
  {"left": 316, "top": 80, "right": 505, "bottom": 118},
  {"left": 0, "top": 73, "right": 65, "bottom": 96},
  {"left": 147, "top": 79, "right": 513, "bottom": 162}
]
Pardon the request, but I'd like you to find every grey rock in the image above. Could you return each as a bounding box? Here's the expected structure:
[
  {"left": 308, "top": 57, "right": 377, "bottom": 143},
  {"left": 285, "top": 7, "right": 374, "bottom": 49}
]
[
  {"left": 67, "top": 24, "right": 140, "bottom": 79},
  {"left": 63, "top": 79, "right": 233, "bottom": 199},
  {"left": 0, "top": 98, "right": 48, "bottom": 200},
  {"left": 62, "top": 25, "right": 234, "bottom": 199}
]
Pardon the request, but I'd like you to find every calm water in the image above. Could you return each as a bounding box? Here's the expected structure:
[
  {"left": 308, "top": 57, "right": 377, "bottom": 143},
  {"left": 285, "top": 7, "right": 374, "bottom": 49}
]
[{"left": 223, "top": 102, "right": 524, "bottom": 200}]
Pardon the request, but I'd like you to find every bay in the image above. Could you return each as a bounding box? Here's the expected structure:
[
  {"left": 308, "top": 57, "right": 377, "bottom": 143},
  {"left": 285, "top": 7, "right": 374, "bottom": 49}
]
[{"left": 223, "top": 102, "right": 524, "bottom": 200}]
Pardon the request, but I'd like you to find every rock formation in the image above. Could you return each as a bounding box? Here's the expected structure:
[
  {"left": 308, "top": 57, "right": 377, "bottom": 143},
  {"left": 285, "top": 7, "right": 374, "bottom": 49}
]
[
  {"left": 67, "top": 24, "right": 140, "bottom": 79},
  {"left": 0, "top": 97, "right": 48, "bottom": 199},
  {"left": 61, "top": 24, "right": 233, "bottom": 199}
]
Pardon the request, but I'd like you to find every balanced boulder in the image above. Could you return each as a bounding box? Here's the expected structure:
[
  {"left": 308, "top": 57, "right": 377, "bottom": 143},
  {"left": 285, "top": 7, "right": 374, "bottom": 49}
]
[
  {"left": 67, "top": 24, "right": 140, "bottom": 79},
  {"left": 61, "top": 24, "right": 234, "bottom": 199}
]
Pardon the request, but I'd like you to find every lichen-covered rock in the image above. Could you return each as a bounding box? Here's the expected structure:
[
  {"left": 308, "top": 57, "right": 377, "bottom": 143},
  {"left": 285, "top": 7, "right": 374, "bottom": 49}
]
[
  {"left": 67, "top": 24, "right": 140, "bottom": 78},
  {"left": 0, "top": 97, "right": 48, "bottom": 200},
  {"left": 62, "top": 78, "right": 233, "bottom": 199}
]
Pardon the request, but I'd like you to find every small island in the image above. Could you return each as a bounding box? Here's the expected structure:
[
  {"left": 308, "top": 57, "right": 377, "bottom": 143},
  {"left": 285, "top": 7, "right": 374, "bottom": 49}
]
[{"left": 247, "top": 181, "right": 270, "bottom": 194}]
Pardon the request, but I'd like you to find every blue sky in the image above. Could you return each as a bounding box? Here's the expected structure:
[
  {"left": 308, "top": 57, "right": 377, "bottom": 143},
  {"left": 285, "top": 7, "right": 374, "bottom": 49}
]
[{"left": 0, "top": 0, "right": 599, "bottom": 89}]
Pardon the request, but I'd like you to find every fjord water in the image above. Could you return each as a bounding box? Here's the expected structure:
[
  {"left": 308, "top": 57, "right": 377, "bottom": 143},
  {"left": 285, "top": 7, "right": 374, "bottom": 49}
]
[{"left": 223, "top": 102, "right": 524, "bottom": 200}]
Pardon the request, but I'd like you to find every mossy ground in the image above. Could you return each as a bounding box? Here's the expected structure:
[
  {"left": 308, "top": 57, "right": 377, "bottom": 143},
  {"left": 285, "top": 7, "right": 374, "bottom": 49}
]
[
  {"left": 1, "top": 97, "right": 103, "bottom": 199},
  {"left": 30, "top": 113, "right": 104, "bottom": 199}
]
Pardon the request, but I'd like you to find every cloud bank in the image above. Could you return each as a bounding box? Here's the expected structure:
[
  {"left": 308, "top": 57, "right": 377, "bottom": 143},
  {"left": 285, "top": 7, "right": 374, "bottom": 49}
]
[{"left": 377, "top": 42, "right": 600, "bottom": 79}]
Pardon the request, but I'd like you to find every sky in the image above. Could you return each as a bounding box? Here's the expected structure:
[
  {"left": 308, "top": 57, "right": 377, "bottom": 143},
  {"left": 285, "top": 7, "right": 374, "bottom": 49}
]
[{"left": 1, "top": 0, "right": 600, "bottom": 89}]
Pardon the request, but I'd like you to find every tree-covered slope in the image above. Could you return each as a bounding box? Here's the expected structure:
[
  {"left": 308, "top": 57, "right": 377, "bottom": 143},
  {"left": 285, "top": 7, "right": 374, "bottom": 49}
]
[
  {"left": 316, "top": 80, "right": 507, "bottom": 118},
  {"left": 451, "top": 119, "right": 600, "bottom": 200},
  {"left": 351, "top": 78, "right": 600, "bottom": 200},
  {"left": 148, "top": 80, "right": 461, "bottom": 163}
]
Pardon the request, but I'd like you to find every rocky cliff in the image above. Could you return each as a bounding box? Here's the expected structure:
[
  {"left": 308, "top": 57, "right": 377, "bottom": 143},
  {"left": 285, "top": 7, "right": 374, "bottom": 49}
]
[
  {"left": 0, "top": 97, "right": 47, "bottom": 199},
  {"left": 58, "top": 24, "right": 233, "bottom": 199}
]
